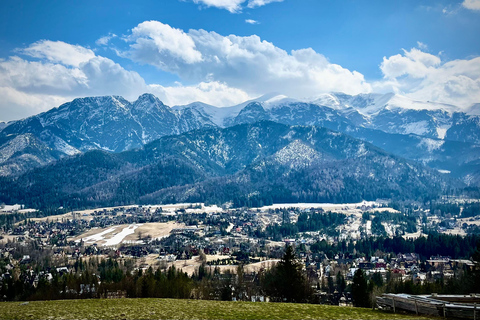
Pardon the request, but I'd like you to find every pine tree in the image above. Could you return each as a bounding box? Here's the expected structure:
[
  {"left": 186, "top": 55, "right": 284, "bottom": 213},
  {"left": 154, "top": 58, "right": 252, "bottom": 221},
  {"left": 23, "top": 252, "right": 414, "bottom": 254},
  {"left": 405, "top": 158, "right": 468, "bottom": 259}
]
[
  {"left": 352, "top": 269, "right": 370, "bottom": 307},
  {"left": 263, "top": 245, "right": 312, "bottom": 302}
]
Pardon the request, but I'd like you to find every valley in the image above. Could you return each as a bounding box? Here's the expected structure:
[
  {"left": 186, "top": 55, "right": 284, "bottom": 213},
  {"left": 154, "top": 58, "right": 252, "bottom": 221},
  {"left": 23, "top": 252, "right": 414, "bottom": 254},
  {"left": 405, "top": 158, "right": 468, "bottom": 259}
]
[
  {"left": 2, "top": 2, "right": 480, "bottom": 318},
  {"left": 0, "top": 94, "right": 478, "bottom": 308},
  {"left": 1, "top": 198, "right": 479, "bottom": 299}
]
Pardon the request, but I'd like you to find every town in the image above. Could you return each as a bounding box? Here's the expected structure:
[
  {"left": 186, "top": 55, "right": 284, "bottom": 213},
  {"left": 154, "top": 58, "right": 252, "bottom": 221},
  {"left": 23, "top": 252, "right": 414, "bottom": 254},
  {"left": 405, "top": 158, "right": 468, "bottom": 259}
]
[{"left": 1, "top": 199, "right": 479, "bottom": 304}]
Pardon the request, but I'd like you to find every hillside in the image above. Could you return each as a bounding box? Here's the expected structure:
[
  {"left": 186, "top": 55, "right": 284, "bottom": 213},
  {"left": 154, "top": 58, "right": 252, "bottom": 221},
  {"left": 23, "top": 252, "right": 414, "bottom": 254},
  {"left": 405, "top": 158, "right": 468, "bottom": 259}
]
[
  {"left": 0, "top": 298, "right": 431, "bottom": 320},
  {"left": 0, "top": 122, "right": 458, "bottom": 209}
]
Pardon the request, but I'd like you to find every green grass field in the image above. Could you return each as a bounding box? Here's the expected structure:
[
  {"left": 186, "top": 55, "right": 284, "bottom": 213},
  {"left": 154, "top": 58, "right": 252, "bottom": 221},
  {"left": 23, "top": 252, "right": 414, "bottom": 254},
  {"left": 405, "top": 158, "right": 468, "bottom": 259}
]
[{"left": 0, "top": 298, "right": 434, "bottom": 320}]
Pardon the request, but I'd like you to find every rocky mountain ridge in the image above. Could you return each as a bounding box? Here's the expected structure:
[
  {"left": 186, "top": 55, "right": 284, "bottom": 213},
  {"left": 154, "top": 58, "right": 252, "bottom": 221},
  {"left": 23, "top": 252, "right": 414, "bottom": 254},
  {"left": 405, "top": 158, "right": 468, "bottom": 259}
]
[{"left": 1, "top": 92, "right": 479, "bottom": 186}]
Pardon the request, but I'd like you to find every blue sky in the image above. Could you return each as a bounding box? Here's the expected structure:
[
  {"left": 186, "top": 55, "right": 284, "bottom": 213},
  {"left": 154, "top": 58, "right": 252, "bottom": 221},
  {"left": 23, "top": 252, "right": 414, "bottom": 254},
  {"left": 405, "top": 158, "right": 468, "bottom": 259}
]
[{"left": 0, "top": 0, "right": 479, "bottom": 121}]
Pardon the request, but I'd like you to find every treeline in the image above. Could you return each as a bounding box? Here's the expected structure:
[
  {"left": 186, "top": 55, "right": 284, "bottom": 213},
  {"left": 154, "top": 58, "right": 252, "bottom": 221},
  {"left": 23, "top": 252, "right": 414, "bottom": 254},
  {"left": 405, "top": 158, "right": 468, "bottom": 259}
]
[
  {"left": 2, "top": 243, "right": 480, "bottom": 306},
  {"left": 143, "top": 160, "right": 447, "bottom": 209},
  {"left": 1, "top": 260, "right": 192, "bottom": 301},
  {"left": 0, "top": 155, "right": 204, "bottom": 210},
  {"left": 0, "top": 247, "right": 312, "bottom": 303},
  {"left": 366, "top": 210, "right": 417, "bottom": 235},
  {"left": 0, "top": 208, "right": 69, "bottom": 231},
  {"left": 310, "top": 233, "right": 480, "bottom": 259},
  {"left": 431, "top": 201, "right": 480, "bottom": 218},
  {"left": 255, "top": 211, "right": 346, "bottom": 240}
]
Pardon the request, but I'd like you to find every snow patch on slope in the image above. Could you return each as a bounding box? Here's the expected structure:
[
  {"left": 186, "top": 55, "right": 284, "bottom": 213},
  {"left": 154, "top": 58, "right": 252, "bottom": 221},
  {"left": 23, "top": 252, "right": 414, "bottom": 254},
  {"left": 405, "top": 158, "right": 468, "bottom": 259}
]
[
  {"left": 52, "top": 136, "right": 81, "bottom": 156},
  {"left": 273, "top": 140, "right": 321, "bottom": 169},
  {"left": 418, "top": 138, "right": 445, "bottom": 152},
  {"left": 436, "top": 125, "right": 450, "bottom": 140},
  {"left": 357, "top": 143, "right": 368, "bottom": 157},
  {"left": 0, "top": 135, "right": 31, "bottom": 163},
  {"left": 402, "top": 121, "right": 429, "bottom": 136}
]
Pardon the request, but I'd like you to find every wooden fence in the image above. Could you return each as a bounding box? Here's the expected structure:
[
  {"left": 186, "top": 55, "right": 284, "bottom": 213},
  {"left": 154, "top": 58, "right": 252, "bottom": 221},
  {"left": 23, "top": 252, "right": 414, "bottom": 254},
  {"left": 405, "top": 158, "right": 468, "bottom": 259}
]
[{"left": 376, "top": 293, "right": 480, "bottom": 319}]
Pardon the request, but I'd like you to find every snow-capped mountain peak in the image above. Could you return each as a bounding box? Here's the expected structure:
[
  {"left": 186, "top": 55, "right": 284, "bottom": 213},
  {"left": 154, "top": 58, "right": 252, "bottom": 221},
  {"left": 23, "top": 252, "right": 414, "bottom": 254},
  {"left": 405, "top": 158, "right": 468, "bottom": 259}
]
[{"left": 1, "top": 91, "right": 479, "bottom": 181}]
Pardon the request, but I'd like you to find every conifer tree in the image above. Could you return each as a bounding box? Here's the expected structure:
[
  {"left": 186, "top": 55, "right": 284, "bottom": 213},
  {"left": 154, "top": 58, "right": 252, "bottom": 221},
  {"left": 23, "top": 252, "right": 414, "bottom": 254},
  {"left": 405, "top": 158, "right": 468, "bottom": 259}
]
[{"left": 352, "top": 269, "right": 370, "bottom": 307}]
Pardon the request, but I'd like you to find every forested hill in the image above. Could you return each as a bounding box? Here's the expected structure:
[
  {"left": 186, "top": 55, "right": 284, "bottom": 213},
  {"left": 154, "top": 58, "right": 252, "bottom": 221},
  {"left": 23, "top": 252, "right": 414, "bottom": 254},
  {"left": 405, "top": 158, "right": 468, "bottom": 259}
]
[{"left": 0, "top": 121, "right": 460, "bottom": 210}]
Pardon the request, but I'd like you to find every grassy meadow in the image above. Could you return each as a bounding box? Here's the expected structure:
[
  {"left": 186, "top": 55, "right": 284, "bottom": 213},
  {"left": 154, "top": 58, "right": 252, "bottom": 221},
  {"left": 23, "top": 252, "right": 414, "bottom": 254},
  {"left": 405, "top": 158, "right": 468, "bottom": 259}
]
[{"left": 0, "top": 298, "right": 435, "bottom": 320}]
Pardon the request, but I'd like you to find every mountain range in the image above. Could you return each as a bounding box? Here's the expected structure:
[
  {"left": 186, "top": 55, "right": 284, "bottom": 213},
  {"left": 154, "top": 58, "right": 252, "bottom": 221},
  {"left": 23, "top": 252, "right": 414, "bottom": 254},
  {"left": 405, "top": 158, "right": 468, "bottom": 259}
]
[
  {"left": 0, "top": 92, "right": 479, "bottom": 209},
  {"left": 1, "top": 92, "right": 479, "bottom": 185}
]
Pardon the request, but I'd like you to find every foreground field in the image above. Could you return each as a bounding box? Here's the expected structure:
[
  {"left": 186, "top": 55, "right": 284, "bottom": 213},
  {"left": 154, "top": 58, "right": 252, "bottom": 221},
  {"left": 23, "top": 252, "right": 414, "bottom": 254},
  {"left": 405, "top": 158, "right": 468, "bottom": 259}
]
[{"left": 0, "top": 298, "right": 433, "bottom": 320}]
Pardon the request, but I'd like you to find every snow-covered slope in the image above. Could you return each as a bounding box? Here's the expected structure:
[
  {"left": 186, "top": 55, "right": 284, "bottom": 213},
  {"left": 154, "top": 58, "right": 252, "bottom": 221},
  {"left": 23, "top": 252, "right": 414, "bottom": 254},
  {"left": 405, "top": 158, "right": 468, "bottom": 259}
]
[
  {"left": 172, "top": 93, "right": 295, "bottom": 127},
  {"left": 302, "top": 93, "right": 478, "bottom": 141},
  {"left": 0, "top": 94, "right": 219, "bottom": 175},
  {"left": 2, "top": 92, "right": 479, "bottom": 183},
  {"left": 173, "top": 101, "right": 239, "bottom": 127},
  {"left": 0, "top": 133, "right": 61, "bottom": 176}
]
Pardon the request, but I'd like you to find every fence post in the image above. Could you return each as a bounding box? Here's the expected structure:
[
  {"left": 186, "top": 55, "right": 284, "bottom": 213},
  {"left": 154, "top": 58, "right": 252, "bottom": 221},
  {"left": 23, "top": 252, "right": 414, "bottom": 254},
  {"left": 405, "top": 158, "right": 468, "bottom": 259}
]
[
  {"left": 392, "top": 297, "right": 396, "bottom": 313},
  {"left": 443, "top": 303, "right": 446, "bottom": 318},
  {"left": 414, "top": 299, "right": 418, "bottom": 316},
  {"left": 474, "top": 302, "right": 477, "bottom": 320}
]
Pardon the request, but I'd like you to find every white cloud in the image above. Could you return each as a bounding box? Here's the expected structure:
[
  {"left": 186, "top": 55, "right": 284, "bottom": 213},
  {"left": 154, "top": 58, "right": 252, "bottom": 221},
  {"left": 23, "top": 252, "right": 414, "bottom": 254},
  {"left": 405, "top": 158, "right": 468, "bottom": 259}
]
[
  {"left": 96, "top": 33, "right": 118, "bottom": 46},
  {"left": 0, "top": 56, "right": 89, "bottom": 95},
  {"left": 376, "top": 47, "right": 480, "bottom": 108},
  {"left": 380, "top": 48, "right": 441, "bottom": 79},
  {"left": 3, "top": 24, "right": 479, "bottom": 123},
  {"left": 0, "top": 55, "right": 146, "bottom": 99},
  {"left": 124, "top": 20, "right": 203, "bottom": 68},
  {"left": 122, "top": 21, "right": 372, "bottom": 99},
  {"left": 21, "top": 40, "right": 95, "bottom": 67},
  {"left": 148, "top": 81, "right": 250, "bottom": 107},
  {"left": 0, "top": 87, "right": 70, "bottom": 123},
  {"left": 188, "top": 0, "right": 283, "bottom": 12},
  {"left": 417, "top": 41, "right": 428, "bottom": 50},
  {"left": 192, "top": 0, "right": 246, "bottom": 13},
  {"left": 247, "top": 0, "right": 283, "bottom": 9},
  {"left": 0, "top": 42, "right": 148, "bottom": 121},
  {"left": 462, "top": 0, "right": 480, "bottom": 10},
  {"left": 80, "top": 56, "right": 147, "bottom": 98},
  {"left": 0, "top": 38, "right": 250, "bottom": 121},
  {"left": 245, "top": 19, "right": 259, "bottom": 24}
]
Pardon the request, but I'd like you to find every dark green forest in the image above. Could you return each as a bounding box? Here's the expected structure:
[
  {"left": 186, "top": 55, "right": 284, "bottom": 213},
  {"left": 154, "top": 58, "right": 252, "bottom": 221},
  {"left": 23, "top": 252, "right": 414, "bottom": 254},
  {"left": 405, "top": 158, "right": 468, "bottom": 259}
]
[
  {"left": 310, "top": 233, "right": 480, "bottom": 260},
  {"left": 0, "top": 122, "right": 457, "bottom": 211}
]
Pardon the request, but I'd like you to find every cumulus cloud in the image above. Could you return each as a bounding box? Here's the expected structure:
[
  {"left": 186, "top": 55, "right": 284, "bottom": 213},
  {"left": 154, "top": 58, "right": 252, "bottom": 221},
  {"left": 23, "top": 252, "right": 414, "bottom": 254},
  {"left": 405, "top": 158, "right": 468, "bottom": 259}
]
[
  {"left": 0, "top": 37, "right": 252, "bottom": 121},
  {"left": 0, "top": 42, "right": 149, "bottom": 121},
  {"left": 376, "top": 47, "right": 480, "bottom": 108},
  {"left": 20, "top": 40, "right": 96, "bottom": 67},
  {"left": 79, "top": 57, "right": 147, "bottom": 97},
  {"left": 0, "top": 55, "right": 146, "bottom": 99},
  {"left": 3, "top": 24, "right": 479, "bottom": 123},
  {"left": 0, "top": 56, "right": 89, "bottom": 95},
  {"left": 245, "top": 19, "right": 259, "bottom": 24},
  {"left": 0, "top": 86, "right": 71, "bottom": 123},
  {"left": 124, "top": 21, "right": 203, "bottom": 67},
  {"left": 380, "top": 48, "right": 441, "bottom": 79},
  {"left": 462, "top": 0, "right": 480, "bottom": 10},
  {"left": 122, "top": 21, "right": 372, "bottom": 99}
]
